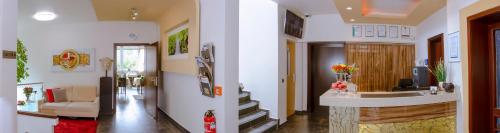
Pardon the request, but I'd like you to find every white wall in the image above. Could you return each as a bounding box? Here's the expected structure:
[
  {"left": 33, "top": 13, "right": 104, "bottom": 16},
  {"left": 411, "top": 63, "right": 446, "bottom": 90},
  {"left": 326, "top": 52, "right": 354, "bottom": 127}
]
[
  {"left": 160, "top": 0, "right": 239, "bottom": 132},
  {"left": 446, "top": 0, "right": 478, "bottom": 132},
  {"left": 304, "top": 13, "right": 415, "bottom": 43},
  {"left": 239, "top": 0, "right": 280, "bottom": 119},
  {"left": 415, "top": 7, "right": 447, "bottom": 65},
  {"left": 0, "top": 0, "right": 18, "bottom": 132},
  {"left": 17, "top": 22, "right": 159, "bottom": 88}
]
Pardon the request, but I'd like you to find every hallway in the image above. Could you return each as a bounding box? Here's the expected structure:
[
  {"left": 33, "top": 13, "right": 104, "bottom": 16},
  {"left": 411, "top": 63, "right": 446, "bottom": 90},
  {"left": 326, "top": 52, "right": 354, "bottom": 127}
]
[{"left": 97, "top": 88, "right": 183, "bottom": 133}]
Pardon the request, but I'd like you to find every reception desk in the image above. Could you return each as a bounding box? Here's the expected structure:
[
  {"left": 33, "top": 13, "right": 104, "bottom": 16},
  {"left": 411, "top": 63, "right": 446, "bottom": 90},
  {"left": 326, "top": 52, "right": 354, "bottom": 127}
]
[{"left": 320, "top": 90, "right": 457, "bottom": 133}]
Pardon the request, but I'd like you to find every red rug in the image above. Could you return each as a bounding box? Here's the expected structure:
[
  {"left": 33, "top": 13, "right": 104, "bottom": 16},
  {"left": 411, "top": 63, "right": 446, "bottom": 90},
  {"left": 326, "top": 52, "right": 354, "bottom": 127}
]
[{"left": 54, "top": 118, "right": 97, "bottom": 133}]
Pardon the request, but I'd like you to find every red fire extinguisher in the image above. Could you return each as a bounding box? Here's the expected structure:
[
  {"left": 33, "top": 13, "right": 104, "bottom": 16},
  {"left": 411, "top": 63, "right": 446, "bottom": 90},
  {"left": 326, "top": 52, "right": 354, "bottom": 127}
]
[{"left": 204, "top": 110, "right": 216, "bottom": 133}]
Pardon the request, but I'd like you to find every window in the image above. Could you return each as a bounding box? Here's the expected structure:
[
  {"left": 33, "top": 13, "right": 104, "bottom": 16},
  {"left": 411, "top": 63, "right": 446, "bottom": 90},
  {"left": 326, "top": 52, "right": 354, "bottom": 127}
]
[{"left": 117, "top": 47, "right": 145, "bottom": 74}]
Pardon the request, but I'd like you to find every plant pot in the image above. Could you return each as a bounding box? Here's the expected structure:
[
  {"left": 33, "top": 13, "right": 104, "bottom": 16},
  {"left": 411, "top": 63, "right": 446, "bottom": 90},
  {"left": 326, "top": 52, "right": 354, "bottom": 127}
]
[{"left": 438, "top": 82, "right": 444, "bottom": 91}]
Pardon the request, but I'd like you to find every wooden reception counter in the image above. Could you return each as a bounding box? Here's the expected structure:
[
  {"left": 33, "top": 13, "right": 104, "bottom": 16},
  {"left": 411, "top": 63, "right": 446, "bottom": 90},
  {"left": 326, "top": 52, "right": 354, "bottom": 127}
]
[{"left": 320, "top": 90, "right": 457, "bottom": 133}]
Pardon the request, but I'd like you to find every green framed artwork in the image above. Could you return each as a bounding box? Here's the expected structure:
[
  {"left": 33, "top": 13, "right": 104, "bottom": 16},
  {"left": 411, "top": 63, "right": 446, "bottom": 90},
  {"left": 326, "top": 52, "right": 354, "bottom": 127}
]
[{"left": 167, "top": 23, "right": 189, "bottom": 58}]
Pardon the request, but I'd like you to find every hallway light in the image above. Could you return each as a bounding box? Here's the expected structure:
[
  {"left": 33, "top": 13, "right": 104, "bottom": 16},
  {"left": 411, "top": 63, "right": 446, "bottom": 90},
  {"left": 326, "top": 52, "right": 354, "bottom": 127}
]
[
  {"left": 346, "top": 7, "right": 352, "bottom": 10},
  {"left": 33, "top": 11, "right": 57, "bottom": 21},
  {"left": 350, "top": 19, "right": 355, "bottom": 22}
]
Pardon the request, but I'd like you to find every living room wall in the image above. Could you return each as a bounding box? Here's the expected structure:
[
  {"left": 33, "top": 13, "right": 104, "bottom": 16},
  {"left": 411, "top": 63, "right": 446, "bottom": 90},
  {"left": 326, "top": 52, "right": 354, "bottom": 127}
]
[{"left": 17, "top": 22, "right": 159, "bottom": 88}]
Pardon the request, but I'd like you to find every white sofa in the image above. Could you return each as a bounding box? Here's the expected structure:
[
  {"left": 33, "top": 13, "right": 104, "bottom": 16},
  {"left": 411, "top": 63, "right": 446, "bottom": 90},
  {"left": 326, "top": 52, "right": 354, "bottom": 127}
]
[{"left": 37, "top": 85, "right": 99, "bottom": 119}]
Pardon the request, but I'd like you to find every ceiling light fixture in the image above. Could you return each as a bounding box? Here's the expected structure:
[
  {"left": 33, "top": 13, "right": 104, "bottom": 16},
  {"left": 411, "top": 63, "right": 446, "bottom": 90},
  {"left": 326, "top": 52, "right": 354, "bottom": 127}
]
[
  {"left": 130, "top": 8, "right": 139, "bottom": 20},
  {"left": 350, "top": 19, "right": 355, "bottom": 22},
  {"left": 33, "top": 11, "right": 57, "bottom": 21},
  {"left": 346, "top": 7, "right": 353, "bottom": 10}
]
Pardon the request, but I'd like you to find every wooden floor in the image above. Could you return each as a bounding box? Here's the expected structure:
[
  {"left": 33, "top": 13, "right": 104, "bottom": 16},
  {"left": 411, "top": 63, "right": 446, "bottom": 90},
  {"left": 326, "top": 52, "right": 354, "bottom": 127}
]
[
  {"left": 277, "top": 111, "right": 329, "bottom": 133},
  {"left": 97, "top": 88, "right": 184, "bottom": 133}
]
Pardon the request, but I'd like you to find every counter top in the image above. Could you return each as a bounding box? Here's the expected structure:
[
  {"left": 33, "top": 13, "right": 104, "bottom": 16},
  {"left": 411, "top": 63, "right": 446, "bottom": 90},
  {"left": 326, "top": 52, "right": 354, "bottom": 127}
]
[{"left": 320, "top": 90, "right": 457, "bottom": 107}]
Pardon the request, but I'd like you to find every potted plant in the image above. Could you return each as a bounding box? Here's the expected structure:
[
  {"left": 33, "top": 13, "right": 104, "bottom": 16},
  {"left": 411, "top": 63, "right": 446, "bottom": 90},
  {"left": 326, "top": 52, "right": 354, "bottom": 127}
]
[{"left": 428, "top": 59, "right": 446, "bottom": 90}]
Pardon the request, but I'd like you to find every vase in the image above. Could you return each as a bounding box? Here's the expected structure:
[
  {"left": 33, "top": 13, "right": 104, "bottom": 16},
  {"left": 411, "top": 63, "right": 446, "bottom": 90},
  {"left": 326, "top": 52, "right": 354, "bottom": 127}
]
[
  {"left": 438, "top": 82, "right": 444, "bottom": 91},
  {"left": 25, "top": 94, "right": 30, "bottom": 102}
]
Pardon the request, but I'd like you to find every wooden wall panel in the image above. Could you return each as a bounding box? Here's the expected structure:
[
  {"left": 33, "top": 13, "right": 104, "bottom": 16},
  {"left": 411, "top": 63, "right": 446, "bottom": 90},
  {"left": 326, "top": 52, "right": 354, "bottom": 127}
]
[{"left": 346, "top": 43, "right": 415, "bottom": 92}]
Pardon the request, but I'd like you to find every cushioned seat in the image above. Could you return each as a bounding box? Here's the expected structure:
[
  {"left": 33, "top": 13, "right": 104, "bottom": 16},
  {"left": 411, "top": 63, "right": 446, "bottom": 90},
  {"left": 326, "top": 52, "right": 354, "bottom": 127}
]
[
  {"left": 38, "top": 85, "right": 99, "bottom": 119},
  {"left": 41, "top": 102, "right": 70, "bottom": 110},
  {"left": 65, "top": 102, "right": 97, "bottom": 112}
]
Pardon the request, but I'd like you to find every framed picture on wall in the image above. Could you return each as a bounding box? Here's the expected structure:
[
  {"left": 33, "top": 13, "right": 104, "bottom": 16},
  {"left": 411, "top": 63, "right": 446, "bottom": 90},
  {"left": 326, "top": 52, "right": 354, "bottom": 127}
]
[
  {"left": 448, "top": 31, "right": 461, "bottom": 62},
  {"left": 377, "top": 25, "right": 386, "bottom": 37},
  {"left": 166, "top": 22, "right": 189, "bottom": 60},
  {"left": 365, "top": 25, "right": 374, "bottom": 37},
  {"left": 352, "top": 25, "right": 362, "bottom": 37},
  {"left": 388, "top": 26, "right": 399, "bottom": 38}
]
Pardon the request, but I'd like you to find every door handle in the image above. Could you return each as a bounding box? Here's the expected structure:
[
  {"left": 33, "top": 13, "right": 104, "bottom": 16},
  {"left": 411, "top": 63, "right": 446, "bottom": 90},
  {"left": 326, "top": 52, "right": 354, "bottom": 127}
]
[{"left": 151, "top": 76, "right": 158, "bottom": 87}]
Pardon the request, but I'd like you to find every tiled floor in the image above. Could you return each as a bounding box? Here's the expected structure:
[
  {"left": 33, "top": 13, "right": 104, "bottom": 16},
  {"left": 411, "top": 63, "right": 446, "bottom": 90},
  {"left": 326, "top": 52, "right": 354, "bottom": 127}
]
[
  {"left": 97, "top": 88, "right": 184, "bottom": 133},
  {"left": 277, "top": 111, "right": 330, "bottom": 133}
]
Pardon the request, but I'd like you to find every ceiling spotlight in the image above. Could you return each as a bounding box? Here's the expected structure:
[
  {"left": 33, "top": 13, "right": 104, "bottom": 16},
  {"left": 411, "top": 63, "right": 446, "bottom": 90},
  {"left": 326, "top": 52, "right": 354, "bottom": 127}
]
[
  {"left": 130, "top": 8, "right": 139, "bottom": 20},
  {"left": 350, "top": 19, "right": 355, "bottom": 22},
  {"left": 346, "top": 7, "right": 353, "bottom": 10},
  {"left": 33, "top": 11, "right": 57, "bottom": 21}
]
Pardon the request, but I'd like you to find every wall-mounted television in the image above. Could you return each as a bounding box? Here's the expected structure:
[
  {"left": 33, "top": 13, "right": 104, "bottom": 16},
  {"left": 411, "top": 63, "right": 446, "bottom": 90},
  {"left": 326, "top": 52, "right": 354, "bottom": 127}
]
[{"left": 285, "top": 10, "right": 304, "bottom": 39}]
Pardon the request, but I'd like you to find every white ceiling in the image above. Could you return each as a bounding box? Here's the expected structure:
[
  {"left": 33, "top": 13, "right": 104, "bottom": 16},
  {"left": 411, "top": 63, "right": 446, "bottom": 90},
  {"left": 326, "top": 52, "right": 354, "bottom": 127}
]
[
  {"left": 18, "top": 0, "right": 97, "bottom": 26},
  {"left": 364, "top": 0, "right": 421, "bottom": 18},
  {"left": 272, "top": 0, "right": 338, "bottom": 15}
]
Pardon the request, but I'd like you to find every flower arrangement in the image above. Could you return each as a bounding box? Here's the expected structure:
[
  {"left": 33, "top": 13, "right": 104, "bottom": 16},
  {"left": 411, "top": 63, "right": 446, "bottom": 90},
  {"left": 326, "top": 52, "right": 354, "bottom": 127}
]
[
  {"left": 331, "top": 64, "right": 358, "bottom": 75},
  {"left": 23, "top": 87, "right": 33, "bottom": 101}
]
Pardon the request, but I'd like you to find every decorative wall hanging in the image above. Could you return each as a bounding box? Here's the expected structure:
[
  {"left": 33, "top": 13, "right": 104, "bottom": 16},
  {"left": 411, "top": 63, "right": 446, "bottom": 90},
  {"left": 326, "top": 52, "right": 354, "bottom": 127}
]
[
  {"left": 388, "top": 25, "right": 399, "bottom": 39},
  {"left": 447, "top": 31, "right": 460, "bottom": 62},
  {"left": 167, "top": 22, "right": 189, "bottom": 60},
  {"left": 377, "top": 25, "right": 386, "bottom": 37},
  {"left": 352, "top": 25, "right": 362, "bottom": 37},
  {"left": 365, "top": 25, "right": 374, "bottom": 37},
  {"left": 196, "top": 43, "right": 215, "bottom": 98},
  {"left": 51, "top": 48, "right": 95, "bottom": 72},
  {"left": 401, "top": 26, "right": 415, "bottom": 40}
]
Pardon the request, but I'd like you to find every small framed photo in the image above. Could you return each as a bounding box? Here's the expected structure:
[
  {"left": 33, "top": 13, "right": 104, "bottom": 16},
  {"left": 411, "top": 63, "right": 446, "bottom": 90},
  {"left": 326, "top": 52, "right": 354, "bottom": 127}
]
[
  {"left": 352, "top": 25, "right": 362, "bottom": 37},
  {"left": 365, "top": 25, "right": 374, "bottom": 37},
  {"left": 388, "top": 26, "right": 399, "bottom": 38},
  {"left": 448, "top": 31, "right": 460, "bottom": 62},
  {"left": 377, "top": 25, "right": 386, "bottom": 37}
]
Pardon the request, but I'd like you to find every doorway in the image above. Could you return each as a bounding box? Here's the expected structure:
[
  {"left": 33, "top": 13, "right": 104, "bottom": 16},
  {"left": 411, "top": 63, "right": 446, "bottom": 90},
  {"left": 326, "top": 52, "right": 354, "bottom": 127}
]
[
  {"left": 308, "top": 43, "right": 345, "bottom": 113},
  {"left": 113, "top": 43, "right": 160, "bottom": 119},
  {"left": 467, "top": 6, "right": 500, "bottom": 133},
  {"left": 287, "top": 40, "right": 296, "bottom": 117},
  {"left": 427, "top": 33, "right": 444, "bottom": 86}
]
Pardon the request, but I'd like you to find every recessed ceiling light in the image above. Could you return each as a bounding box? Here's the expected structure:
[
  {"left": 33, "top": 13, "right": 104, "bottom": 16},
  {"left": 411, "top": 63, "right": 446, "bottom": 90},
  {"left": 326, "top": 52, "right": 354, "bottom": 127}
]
[
  {"left": 346, "top": 7, "right": 353, "bottom": 10},
  {"left": 350, "top": 19, "right": 355, "bottom": 22},
  {"left": 33, "top": 11, "right": 57, "bottom": 21}
]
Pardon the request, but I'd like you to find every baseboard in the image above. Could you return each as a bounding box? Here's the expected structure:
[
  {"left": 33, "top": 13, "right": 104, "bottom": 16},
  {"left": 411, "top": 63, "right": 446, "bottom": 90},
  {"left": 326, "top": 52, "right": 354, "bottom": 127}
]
[{"left": 158, "top": 109, "right": 190, "bottom": 133}]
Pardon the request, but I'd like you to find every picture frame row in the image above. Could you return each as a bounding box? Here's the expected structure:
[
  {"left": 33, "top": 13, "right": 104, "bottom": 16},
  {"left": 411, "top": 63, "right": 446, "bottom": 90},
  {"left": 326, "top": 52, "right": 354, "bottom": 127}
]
[{"left": 352, "top": 24, "right": 415, "bottom": 40}]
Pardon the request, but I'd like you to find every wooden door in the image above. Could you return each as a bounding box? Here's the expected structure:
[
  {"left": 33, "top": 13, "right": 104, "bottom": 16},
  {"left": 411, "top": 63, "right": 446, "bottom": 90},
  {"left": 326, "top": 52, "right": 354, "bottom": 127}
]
[
  {"left": 287, "top": 40, "right": 296, "bottom": 117},
  {"left": 144, "top": 42, "right": 159, "bottom": 119},
  {"left": 490, "top": 23, "right": 500, "bottom": 132},
  {"left": 427, "top": 34, "right": 444, "bottom": 86},
  {"left": 310, "top": 45, "right": 345, "bottom": 113}
]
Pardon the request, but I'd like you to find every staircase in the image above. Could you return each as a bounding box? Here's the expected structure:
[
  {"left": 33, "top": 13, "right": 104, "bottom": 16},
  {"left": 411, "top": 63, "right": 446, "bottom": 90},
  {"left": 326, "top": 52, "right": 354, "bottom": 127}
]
[{"left": 239, "top": 85, "right": 279, "bottom": 133}]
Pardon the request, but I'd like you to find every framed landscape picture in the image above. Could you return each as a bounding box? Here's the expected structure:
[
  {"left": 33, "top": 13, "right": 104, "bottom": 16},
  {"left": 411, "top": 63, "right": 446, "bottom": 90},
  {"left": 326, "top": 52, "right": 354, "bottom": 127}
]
[
  {"left": 167, "top": 22, "right": 189, "bottom": 60},
  {"left": 377, "top": 25, "right": 386, "bottom": 37},
  {"left": 365, "top": 25, "right": 374, "bottom": 37}
]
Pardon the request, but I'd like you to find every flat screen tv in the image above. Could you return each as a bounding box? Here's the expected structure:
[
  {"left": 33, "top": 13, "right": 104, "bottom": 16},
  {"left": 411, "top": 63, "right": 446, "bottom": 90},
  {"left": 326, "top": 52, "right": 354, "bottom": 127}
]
[{"left": 285, "top": 10, "right": 304, "bottom": 38}]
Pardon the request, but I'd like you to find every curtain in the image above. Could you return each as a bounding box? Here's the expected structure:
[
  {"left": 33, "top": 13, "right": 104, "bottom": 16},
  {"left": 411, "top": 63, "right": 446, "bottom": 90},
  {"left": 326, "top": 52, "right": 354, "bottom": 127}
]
[{"left": 346, "top": 43, "right": 415, "bottom": 92}]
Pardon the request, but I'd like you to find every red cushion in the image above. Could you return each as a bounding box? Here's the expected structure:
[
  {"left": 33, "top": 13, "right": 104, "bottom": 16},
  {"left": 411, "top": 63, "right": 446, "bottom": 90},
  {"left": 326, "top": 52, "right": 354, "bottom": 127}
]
[{"left": 46, "top": 89, "right": 55, "bottom": 103}]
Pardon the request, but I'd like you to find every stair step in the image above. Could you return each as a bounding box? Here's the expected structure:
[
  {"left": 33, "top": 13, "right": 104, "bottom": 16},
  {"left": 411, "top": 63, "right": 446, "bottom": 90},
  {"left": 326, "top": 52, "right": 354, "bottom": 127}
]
[
  {"left": 239, "top": 101, "right": 259, "bottom": 116},
  {"left": 242, "top": 119, "right": 279, "bottom": 133},
  {"left": 239, "top": 91, "right": 251, "bottom": 104},
  {"left": 239, "top": 110, "right": 268, "bottom": 130}
]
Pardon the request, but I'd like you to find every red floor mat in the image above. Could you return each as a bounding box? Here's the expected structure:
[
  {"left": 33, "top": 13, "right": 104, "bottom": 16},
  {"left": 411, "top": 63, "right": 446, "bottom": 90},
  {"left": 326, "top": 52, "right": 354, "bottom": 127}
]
[{"left": 54, "top": 118, "right": 97, "bottom": 133}]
